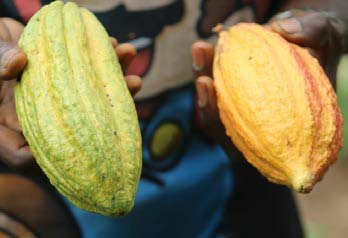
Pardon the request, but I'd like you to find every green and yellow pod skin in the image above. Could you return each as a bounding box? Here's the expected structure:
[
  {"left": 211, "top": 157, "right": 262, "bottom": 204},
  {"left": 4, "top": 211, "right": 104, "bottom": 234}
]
[{"left": 14, "top": 1, "right": 142, "bottom": 217}]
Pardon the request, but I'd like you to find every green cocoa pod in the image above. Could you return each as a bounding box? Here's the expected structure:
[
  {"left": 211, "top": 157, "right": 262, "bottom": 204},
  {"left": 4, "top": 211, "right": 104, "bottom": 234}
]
[{"left": 14, "top": 1, "right": 142, "bottom": 217}]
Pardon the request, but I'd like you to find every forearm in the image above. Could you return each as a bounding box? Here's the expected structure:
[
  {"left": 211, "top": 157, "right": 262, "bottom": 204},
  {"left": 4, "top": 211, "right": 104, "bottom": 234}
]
[{"left": 278, "top": 0, "right": 348, "bottom": 53}]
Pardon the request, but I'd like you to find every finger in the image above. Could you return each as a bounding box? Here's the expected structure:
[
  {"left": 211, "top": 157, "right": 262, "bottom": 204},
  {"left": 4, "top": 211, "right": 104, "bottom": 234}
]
[
  {"left": 191, "top": 41, "right": 214, "bottom": 77},
  {"left": 0, "top": 19, "right": 12, "bottom": 41},
  {"left": 110, "top": 37, "right": 118, "bottom": 49},
  {"left": 270, "top": 11, "right": 342, "bottom": 83},
  {"left": 1, "top": 18, "right": 25, "bottom": 42},
  {"left": 205, "top": 77, "right": 219, "bottom": 120},
  {"left": 125, "top": 75, "right": 142, "bottom": 96},
  {"left": 0, "top": 42, "right": 27, "bottom": 80},
  {"left": 195, "top": 76, "right": 219, "bottom": 125},
  {"left": 115, "top": 43, "right": 136, "bottom": 73},
  {"left": 269, "top": 9, "right": 309, "bottom": 23},
  {"left": 0, "top": 125, "right": 33, "bottom": 169},
  {"left": 0, "top": 79, "right": 16, "bottom": 103},
  {"left": 0, "top": 101, "right": 21, "bottom": 132},
  {"left": 270, "top": 12, "right": 333, "bottom": 49}
]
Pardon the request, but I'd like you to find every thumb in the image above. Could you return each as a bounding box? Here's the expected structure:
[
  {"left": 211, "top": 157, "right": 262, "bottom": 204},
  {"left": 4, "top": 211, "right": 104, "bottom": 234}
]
[
  {"left": 0, "top": 42, "right": 27, "bottom": 81},
  {"left": 269, "top": 11, "right": 343, "bottom": 50}
]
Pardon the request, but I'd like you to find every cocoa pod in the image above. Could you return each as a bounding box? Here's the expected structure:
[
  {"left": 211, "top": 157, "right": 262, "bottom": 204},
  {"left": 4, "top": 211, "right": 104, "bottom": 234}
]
[
  {"left": 214, "top": 23, "right": 343, "bottom": 193},
  {"left": 14, "top": 1, "right": 142, "bottom": 216}
]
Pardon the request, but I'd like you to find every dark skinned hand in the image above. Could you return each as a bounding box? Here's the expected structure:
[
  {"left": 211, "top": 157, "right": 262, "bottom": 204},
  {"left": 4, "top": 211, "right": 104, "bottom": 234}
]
[
  {"left": 0, "top": 18, "right": 142, "bottom": 170},
  {"left": 191, "top": 10, "right": 347, "bottom": 159}
]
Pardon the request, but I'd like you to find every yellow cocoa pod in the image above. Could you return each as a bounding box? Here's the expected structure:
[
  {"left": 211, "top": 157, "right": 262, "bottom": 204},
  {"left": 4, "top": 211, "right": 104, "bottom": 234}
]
[
  {"left": 214, "top": 23, "right": 343, "bottom": 193},
  {"left": 14, "top": 1, "right": 142, "bottom": 216}
]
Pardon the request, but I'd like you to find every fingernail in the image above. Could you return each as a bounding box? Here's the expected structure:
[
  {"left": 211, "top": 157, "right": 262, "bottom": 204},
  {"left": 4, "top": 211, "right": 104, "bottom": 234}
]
[
  {"left": 192, "top": 47, "right": 205, "bottom": 72},
  {"left": 275, "top": 10, "right": 293, "bottom": 20},
  {"left": 196, "top": 82, "right": 208, "bottom": 108},
  {"left": 277, "top": 18, "right": 302, "bottom": 34}
]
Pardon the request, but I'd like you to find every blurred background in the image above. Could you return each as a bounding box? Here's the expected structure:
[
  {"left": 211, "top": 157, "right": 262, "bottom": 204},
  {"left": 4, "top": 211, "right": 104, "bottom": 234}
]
[{"left": 296, "top": 55, "right": 348, "bottom": 238}]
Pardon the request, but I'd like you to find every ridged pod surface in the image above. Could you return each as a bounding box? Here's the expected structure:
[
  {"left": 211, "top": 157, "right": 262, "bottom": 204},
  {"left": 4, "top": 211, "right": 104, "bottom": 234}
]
[
  {"left": 214, "top": 23, "right": 343, "bottom": 193},
  {"left": 14, "top": 1, "right": 142, "bottom": 216}
]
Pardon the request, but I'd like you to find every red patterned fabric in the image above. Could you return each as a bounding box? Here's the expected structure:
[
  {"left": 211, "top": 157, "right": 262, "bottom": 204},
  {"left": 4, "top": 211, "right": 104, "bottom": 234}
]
[{"left": 12, "top": 0, "right": 41, "bottom": 22}]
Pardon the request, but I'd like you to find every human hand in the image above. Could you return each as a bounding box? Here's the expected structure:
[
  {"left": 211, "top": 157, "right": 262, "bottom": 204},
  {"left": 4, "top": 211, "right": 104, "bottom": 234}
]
[
  {"left": 268, "top": 9, "right": 347, "bottom": 88},
  {"left": 0, "top": 18, "right": 30, "bottom": 169},
  {"left": 191, "top": 41, "right": 241, "bottom": 159},
  {"left": 0, "top": 19, "right": 141, "bottom": 169},
  {"left": 191, "top": 9, "right": 347, "bottom": 158}
]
